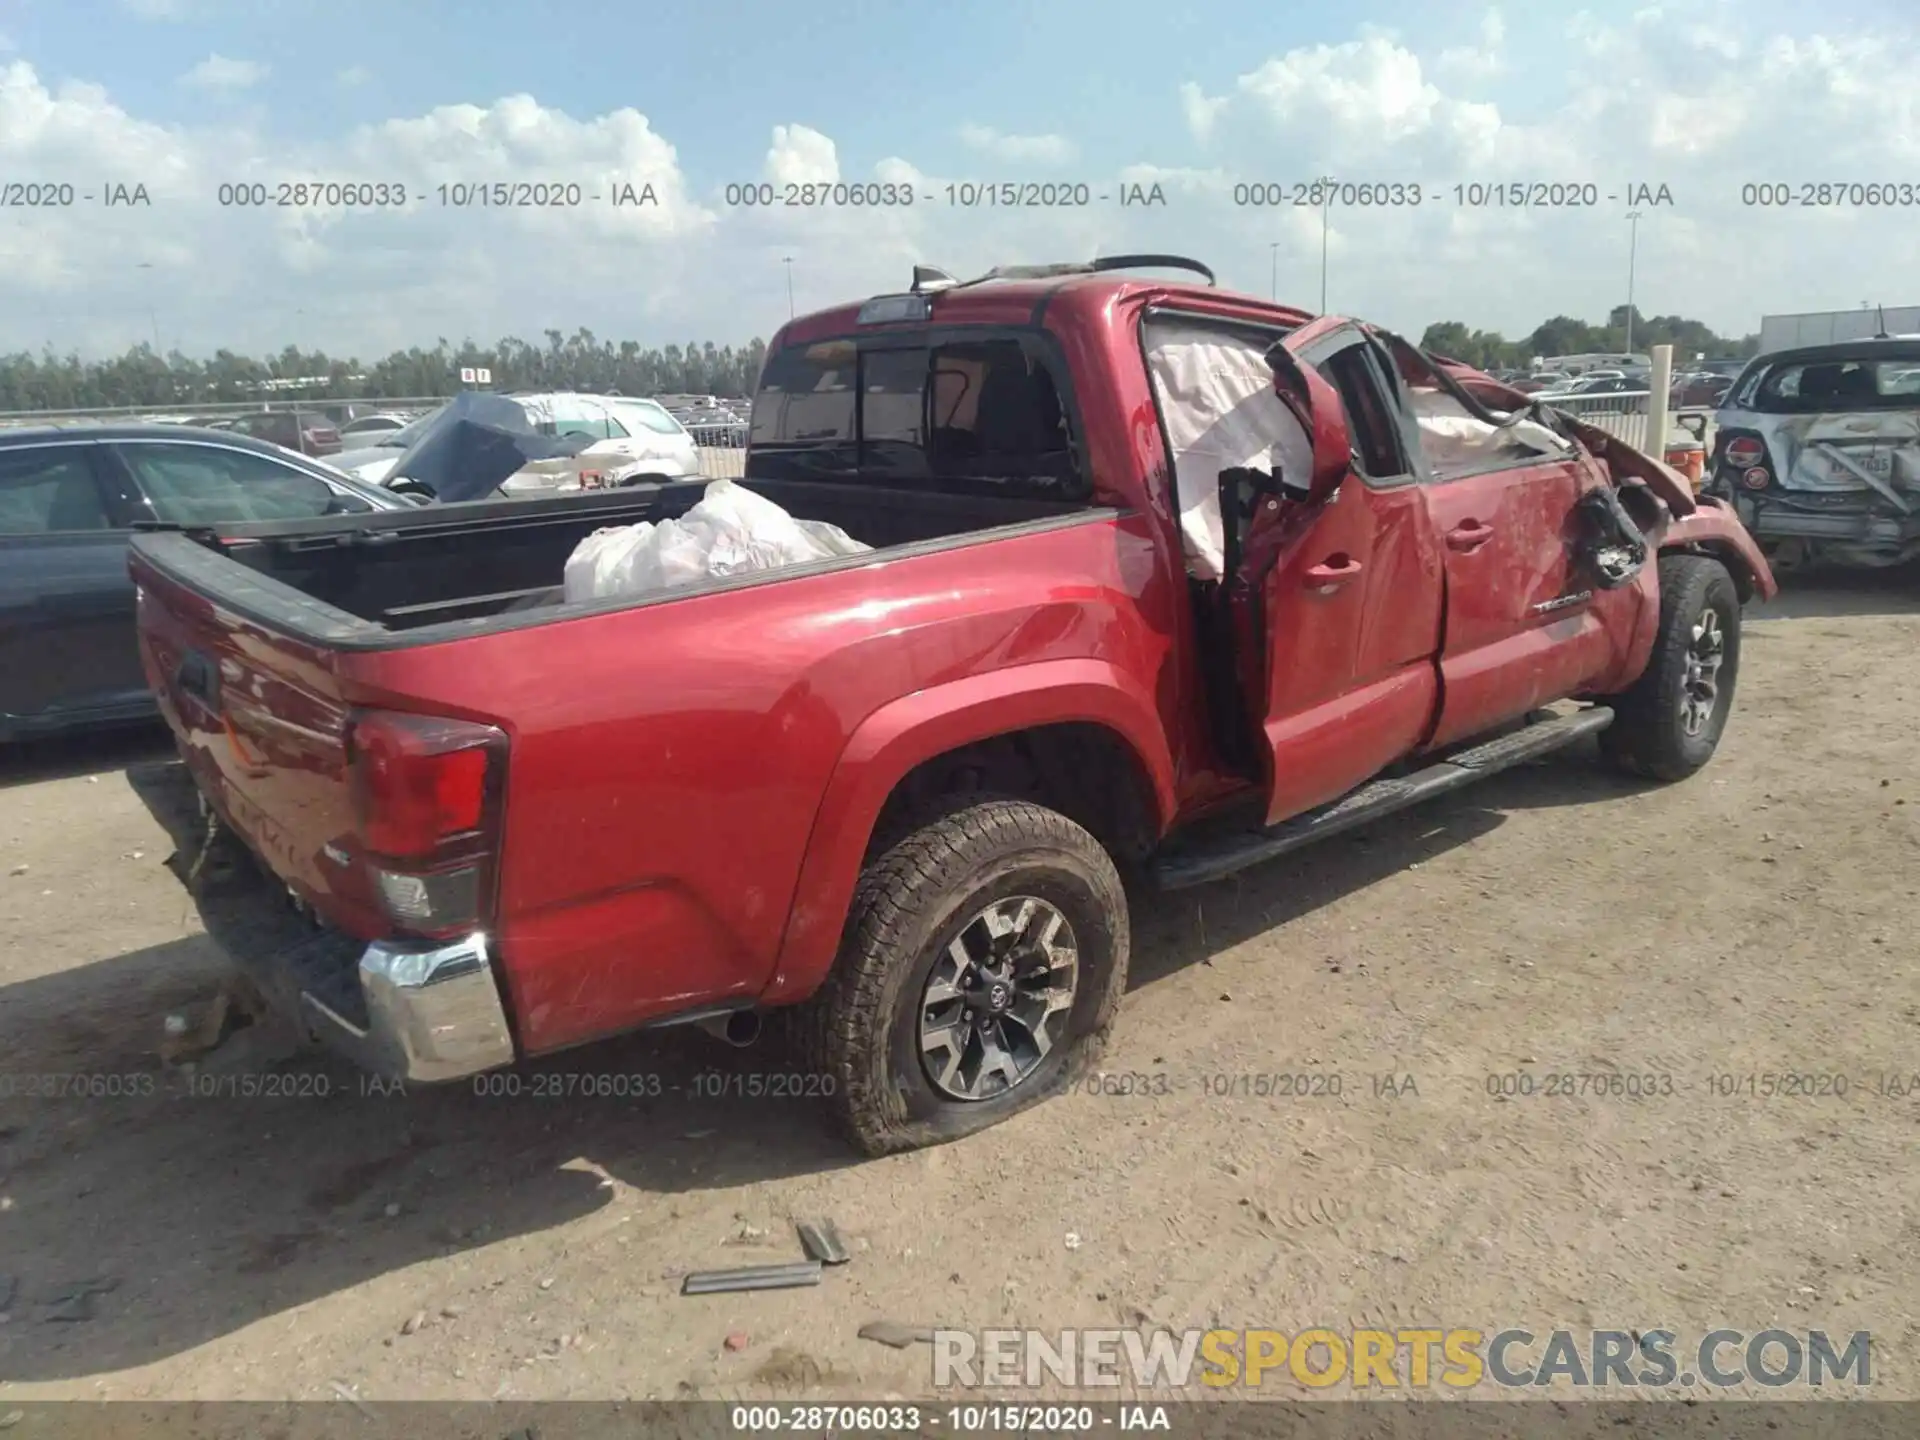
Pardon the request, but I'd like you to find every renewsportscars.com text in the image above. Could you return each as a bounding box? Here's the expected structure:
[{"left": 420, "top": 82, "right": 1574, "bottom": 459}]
[{"left": 932, "top": 1327, "right": 1872, "bottom": 1391}]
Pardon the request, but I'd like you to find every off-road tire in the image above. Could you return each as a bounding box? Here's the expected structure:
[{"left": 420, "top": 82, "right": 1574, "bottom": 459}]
[
  {"left": 789, "top": 798, "right": 1130, "bottom": 1157},
  {"left": 1598, "top": 553, "right": 1741, "bottom": 781}
]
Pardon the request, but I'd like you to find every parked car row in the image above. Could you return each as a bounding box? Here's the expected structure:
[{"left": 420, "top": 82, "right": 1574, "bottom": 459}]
[
  {"left": 327, "top": 392, "right": 702, "bottom": 494},
  {"left": 0, "top": 426, "right": 413, "bottom": 741},
  {"left": 0, "top": 389, "right": 733, "bottom": 739}
]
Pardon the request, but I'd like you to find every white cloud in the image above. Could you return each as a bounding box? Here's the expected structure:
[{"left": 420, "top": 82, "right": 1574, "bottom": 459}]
[
  {"left": 336, "top": 66, "right": 371, "bottom": 88},
  {"left": 1438, "top": 8, "right": 1506, "bottom": 82},
  {"left": 3, "top": 9, "right": 1920, "bottom": 362},
  {"left": 179, "top": 54, "right": 267, "bottom": 92},
  {"left": 1179, "top": 81, "right": 1230, "bottom": 143},
  {"left": 764, "top": 123, "right": 839, "bottom": 186},
  {"left": 957, "top": 124, "right": 1076, "bottom": 165}
]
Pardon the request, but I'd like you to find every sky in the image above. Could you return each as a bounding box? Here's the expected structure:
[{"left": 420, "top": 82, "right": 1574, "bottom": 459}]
[{"left": 0, "top": 0, "right": 1916, "bottom": 359}]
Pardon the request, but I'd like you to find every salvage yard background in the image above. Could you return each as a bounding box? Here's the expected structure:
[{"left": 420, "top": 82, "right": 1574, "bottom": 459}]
[{"left": 0, "top": 569, "right": 1916, "bottom": 1402}]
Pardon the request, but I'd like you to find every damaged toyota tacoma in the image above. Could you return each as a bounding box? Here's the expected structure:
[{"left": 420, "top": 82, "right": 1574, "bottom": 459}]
[
  {"left": 1707, "top": 336, "right": 1920, "bottom": 569},
  {"left": 128, "top": 256, "right": 1774, "bottom": 1156}
]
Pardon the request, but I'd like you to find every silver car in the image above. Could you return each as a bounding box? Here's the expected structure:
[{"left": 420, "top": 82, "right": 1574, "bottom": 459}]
[{"left": 1706, "top": 338, "right": 1920, "bottom": 569}]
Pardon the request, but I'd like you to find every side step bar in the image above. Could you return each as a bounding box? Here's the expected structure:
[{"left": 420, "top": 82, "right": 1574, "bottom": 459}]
[{"left": 1152, "top": 707, "right": 1614, "bottom": 891}]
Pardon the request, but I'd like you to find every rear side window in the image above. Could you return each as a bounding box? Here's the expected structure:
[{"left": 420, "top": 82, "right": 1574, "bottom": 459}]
[
  {"left": 751, "top": 342, "right": 857, "bottom": 458},
  {"left": 621, "top": 401, "right": 688, "bottom": 436},
  {"left": 749, "top": 335, "right": 1081, "bottom": 496},
  {"left": 0, "top": 448, "right": 113, "bottom": 534}
]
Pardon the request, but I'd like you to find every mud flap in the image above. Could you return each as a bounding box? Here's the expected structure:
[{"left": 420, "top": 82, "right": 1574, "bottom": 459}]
[{"left": 1575, "top": 485, "right": 1650, "bottom": 589}]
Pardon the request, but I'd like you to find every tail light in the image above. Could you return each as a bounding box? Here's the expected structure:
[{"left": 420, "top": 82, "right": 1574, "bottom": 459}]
[
  {"left": 1724, "top": 436, "right": 1766, "bottom": 469},
  {"left": 348, "top": 710, "right": 507, "bottom": 939},
  {"left": 1740, "top": 467, "right": 1771, "bottom": 490}
]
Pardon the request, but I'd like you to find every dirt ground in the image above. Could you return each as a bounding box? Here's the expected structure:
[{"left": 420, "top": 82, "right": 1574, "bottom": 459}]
[{"left": 1, "top": 567, "right": 1916, "bottom": 1406}]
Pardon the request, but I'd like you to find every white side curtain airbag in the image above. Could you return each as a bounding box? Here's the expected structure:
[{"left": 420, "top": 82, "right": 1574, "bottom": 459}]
[{"left": 1144, "top": 321, "right": 1313, "bottom": 582}]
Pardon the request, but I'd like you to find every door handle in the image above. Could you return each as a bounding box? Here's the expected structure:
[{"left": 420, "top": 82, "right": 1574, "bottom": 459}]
[
  {"left": 1446, "top": 521, "right": 1495, "bottom": 551},
  {"left": 1303, "top": 554, "right": 1363, "bottom": 588}
]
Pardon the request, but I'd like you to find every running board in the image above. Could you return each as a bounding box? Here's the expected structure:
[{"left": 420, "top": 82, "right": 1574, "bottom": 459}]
[{"left": 1152, "top": 707, "right": 1614, "bottom": 891}]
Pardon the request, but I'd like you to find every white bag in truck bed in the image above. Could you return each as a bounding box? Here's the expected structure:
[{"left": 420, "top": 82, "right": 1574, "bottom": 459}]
[{"left": 562, "top": 478, "right": 872, "bottom": 603}]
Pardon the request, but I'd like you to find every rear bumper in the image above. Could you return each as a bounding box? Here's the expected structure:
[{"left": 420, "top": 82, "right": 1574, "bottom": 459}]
[
  {"left": 1730, "top": 492, "right": 1920, "bottom": 565},
  {"left": 167, "top": 770, "right": 518, "bottom": 1084},
  {"left": 297, "top": 932, "right": 517, "bottom": 1083}
]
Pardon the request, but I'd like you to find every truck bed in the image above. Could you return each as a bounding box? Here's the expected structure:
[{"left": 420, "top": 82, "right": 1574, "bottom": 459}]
[{"left": 132, "top": 476, "right": 1099, "bottom": 647}]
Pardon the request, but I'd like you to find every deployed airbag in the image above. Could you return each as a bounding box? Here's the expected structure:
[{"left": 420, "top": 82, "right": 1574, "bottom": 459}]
[
  {"left": 1144, "top": 321, "right": 1313, "bottom": 581},
  {"left": 1406, "top": 386, "right": 1571, "bottom": 472},
  {"left": 563, "top": 478, "right": 871, "bottom": 602}
]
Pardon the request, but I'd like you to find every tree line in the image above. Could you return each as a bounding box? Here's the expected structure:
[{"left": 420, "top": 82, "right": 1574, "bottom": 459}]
[
  {"left": 0, "top": 306, "right": 1756, "bottom": 413},
  {"left": 1418, "top": 307, "right": 1759, "bottom": 371},
  {"left": 0, "top": 329, "right": 771, "bottom": 412}
]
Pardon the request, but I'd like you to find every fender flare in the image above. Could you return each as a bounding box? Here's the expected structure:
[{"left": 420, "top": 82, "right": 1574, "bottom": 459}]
[
  {"left": 760, "top": 658, "right": 1179, "bottom": 1003},
  {"left": 1658, "top": 499, "right": 1779, "bottom": 601}
]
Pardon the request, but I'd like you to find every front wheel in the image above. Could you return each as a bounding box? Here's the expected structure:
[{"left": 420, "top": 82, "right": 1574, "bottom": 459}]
[
  {"left": 1598, "top": 553, "right": 1742, "bottom": 781},
  {"left": 790, "top": 799, "right": 1130, "bottom": 1157}
]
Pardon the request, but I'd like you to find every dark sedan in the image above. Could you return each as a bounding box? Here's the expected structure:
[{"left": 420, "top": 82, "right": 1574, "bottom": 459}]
[
  {"left": 0, "top": 425, "right": 408, "bottom": 741},
  {"left": 1670, "top": 372, "right": 1734, "bottom": 409},
  {"left": 227, "top": 408, "right": 344, "bottom": 456}
]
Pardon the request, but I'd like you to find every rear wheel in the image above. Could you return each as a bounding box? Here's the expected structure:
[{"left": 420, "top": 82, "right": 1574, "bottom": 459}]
[
  {"left": 791, "top": 799, "right": 1129, "bottom": 1157},
  {"left": 1598, "top": 553, "right": 1742, "bottom": 781}
]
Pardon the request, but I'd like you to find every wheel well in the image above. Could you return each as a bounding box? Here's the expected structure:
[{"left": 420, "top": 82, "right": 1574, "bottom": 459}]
[
  {"left": 1662, "top": 540, "right": 1756, "bottom": 602},
  {"left": 869, "top": 723, "right": 1161, "bottom": 871}
]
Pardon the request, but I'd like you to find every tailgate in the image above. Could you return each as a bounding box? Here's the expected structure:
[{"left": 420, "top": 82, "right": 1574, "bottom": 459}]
[{"left": 133, "top": 539, "right": 389, "bottom": 939}]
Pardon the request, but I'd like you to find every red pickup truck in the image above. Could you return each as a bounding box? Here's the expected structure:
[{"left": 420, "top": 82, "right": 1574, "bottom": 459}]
[{"left": 129, "top": 256, "right": 1774, "bottom": 1156}]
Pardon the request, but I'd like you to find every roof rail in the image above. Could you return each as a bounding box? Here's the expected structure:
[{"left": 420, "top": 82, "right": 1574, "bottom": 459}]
[{"left": 976, "top": 254, "right": 1216, "bottom": 286}]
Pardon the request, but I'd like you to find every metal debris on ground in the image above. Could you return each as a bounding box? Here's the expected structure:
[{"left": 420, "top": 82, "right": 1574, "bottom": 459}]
[
  {"left": 327, "top": 1380, "right": 377, "bottom": 1419},
  {"left": 796, "top": 1219, "right": 850, "bottom": 1266},
  {"left": 857, "top": 1320, "right": 938, "bottom": 1349},
  {"left": 680, "top": 1260, "right": 822, "bottom": 1296}
]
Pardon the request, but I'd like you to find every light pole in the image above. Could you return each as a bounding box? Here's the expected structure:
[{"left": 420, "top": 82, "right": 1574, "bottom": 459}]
[
  {"left": 1624, "top": 211, "right": 1643, "bottom": 353},
  {"left": 1318, "top": 178, "right": 1334, "bottom": 314},
  {"left": 783, "top": 256, "right": 794, "bottom": 319},
  {"left": 135, "top": 262, "right": 160, "bottom": 351}
]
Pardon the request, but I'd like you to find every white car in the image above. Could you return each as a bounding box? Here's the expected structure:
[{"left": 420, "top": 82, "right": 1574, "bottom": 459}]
[
  {"left": 328, "top": 393, "right": 699, "bottom": 492},
  {"left": 338, "top": 412, "right": 414, "bottom": 438},
  {"left": 1706, "top": 338, "right": 1920, "bottom": 569},
  {"left": 500, "top": 393, "right": 701, "bottom": 494}
]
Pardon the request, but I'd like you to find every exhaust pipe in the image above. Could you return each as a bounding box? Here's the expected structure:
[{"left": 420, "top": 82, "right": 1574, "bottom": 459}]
[{"left": 695, "top": 1010, "right": 762, "bottom": 1047}]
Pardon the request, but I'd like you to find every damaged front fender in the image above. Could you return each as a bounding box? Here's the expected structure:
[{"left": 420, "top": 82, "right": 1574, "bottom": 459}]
[
  {"left": 1390, "top": 344, "right": 1775, "bottom": 600},
  {"left": 1657, "top": 498, "right": 1779, "bottom": 601}
]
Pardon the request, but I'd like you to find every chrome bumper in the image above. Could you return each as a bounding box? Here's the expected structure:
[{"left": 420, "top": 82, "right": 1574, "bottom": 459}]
[{"left": 300, "top": 932, "right": 516, "bottom": 1083}]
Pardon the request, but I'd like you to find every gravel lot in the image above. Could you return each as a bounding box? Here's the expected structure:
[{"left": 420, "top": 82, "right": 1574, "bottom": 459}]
[{"left": 1, "top": 567, "right": 1916, "bottom": 1405}]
